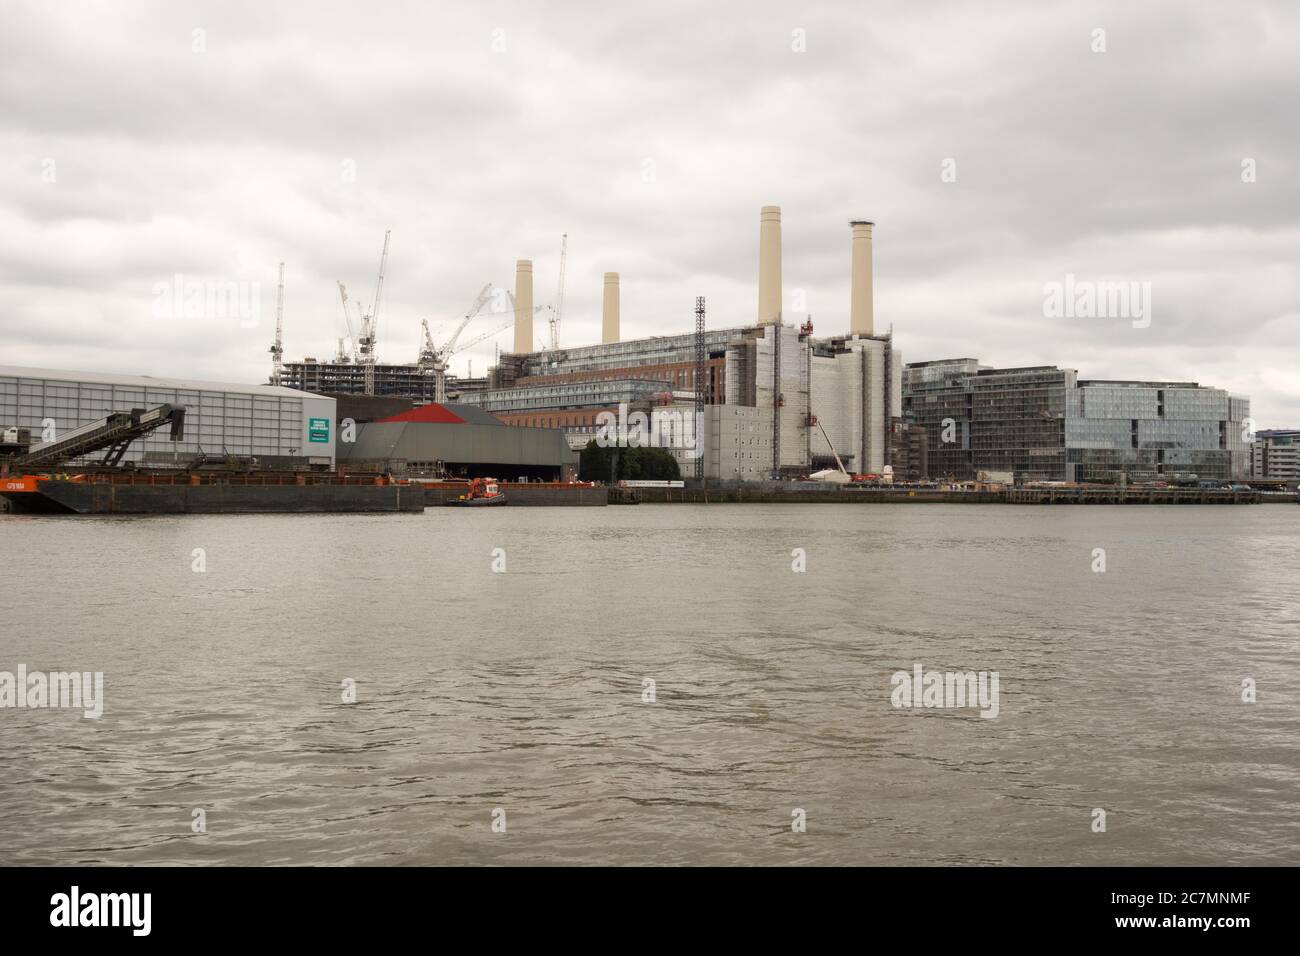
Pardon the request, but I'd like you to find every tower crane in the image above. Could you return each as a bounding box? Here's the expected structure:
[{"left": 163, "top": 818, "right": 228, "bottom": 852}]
[
  {"left": 548, "top": 233, "right": 567, "bottom": 352},
  {"left": 357, "top": 230, "right": 391, "bottom": 396},
  {"left": 269, "top": 261, "right": 285, "bottom": 384},
  {"left": 455, "top": 321, "right": 512, "bottom": 353},
  {"left": 337, "top": 281, "right": 359, "bottom": 362},
  {"left": 420, "top": 318, "right": 511, "bottom": 401},
  {"left": 420, "top": 283, "right": 502, "bottom": 402}
]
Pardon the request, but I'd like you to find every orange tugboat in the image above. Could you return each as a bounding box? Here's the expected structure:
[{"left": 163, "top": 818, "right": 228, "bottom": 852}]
[{"left": 445, "top": 476, "right": 507, "bottom": 507}]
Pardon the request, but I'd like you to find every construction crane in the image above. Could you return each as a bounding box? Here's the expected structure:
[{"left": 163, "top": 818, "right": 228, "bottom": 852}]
[
  {"left": 450, "top": 320, "right": 511, "bottom": 368},
  {"left": 817, "top": 416, "right": 849, "bottom": 476},
  {"left": 548, "top": 234, "right": 567, "bottom": 352},
  {"left": 337, "top": 281, "right": 359, "bottom": 362},
  {"left": 269, "top": 262, "right": 285, "bottom": 385},
  {"left": 420, "top": 318, "right": 511, "bottom": 401},
  {"left": 357, "top": 230, "right": 391, "bottom": 395},
  {"left": 419, "top": 283, "right": 504, "bottom": 402},
  {"left": 808, "top": 414, "right": 852, "bottom": 484}
]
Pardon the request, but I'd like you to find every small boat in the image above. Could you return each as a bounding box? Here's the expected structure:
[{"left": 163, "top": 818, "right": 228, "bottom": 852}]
[{"left": 446, "top": 477, "right": 507, "bottom": 506}]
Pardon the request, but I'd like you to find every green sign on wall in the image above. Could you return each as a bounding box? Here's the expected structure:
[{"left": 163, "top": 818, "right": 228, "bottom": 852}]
[{"left": 309, "top": 417, "right": 330, "bottom": 443}]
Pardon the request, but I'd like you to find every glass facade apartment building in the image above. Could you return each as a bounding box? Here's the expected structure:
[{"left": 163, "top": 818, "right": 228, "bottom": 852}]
[
  {"left": 903, "top": 359, "right": 1249, "bottom": 482},
  {"left": 902, "top": 360, "right": 1076, "bottom": 481},
  {"left": 1251, "top": 429, "right": 1300, "bottom": 480},
  {"left": 1066, "top": 381, "right": 1249, "bottom": 481}
]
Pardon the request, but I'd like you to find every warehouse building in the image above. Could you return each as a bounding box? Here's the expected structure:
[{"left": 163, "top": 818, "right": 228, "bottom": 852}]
[
  {"left": 335, "top": 401, "right": 577, "bottom": 481},
  {"left": 0, "top": 365, "right": 336, "bottom": 468}
]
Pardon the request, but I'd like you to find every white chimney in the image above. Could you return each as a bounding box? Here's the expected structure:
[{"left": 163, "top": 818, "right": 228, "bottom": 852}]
[
  {"left": 513, "top": 259, "right": 533, "bottom": 353},
  {"left": 849, "top": 220, "right": 874, "bottom": 335},
  {"left": 757, "top": 205, "right": 782, "bottom": 326},
  {"left": 602, "top": 272, "right": 620, "bottom": 344}
]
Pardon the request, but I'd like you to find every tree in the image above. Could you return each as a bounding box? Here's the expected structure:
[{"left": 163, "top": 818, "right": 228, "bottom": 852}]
[
  {"left": 578, "top": 440, "right": 613, "bottom": 482},
  {"left": 579, "top": 440, "right": 680, "bottom": 482},
  {"left": 622, "top": 446, "right": 680, "bottom": 481}
]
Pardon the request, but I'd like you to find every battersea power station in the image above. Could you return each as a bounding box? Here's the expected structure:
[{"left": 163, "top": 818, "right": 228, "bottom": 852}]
[{"left": 464, "top": 207, "right": 902, "bottom": 481}]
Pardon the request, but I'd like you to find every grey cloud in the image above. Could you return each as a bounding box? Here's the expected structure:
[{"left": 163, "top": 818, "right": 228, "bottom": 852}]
[{"left": 0, "top": 0, "right": 1296, "bottom": 424}]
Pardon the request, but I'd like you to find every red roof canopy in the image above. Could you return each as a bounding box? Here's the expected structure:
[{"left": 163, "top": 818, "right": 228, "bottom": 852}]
[{"left": 377, "top": 403, "right": 465, "bottom": 424}]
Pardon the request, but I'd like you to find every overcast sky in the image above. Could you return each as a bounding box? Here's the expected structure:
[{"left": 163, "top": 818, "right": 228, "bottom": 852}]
[{"left": 2, "top": 1, "right": 1297, "bottom": 424}]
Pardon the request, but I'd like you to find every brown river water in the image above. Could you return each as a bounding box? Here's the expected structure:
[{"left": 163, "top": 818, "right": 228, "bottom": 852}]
[{"left": 1, "top": 504, "right": 1297, "bottom": 865}]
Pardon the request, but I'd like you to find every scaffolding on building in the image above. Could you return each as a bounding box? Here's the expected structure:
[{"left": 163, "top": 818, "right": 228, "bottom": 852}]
[{"left": 694, "top": 296, "right": 705, "bottom": 481}]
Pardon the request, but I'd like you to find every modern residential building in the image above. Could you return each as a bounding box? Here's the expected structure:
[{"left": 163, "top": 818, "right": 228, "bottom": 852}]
[
  {"left": 889, "top": 422, "right": 928, "bottom": 480},
  {"left": 1066, "top": 380, "right": 1250, "bottom": 482},
  {"left": 903, "top": 360, "right": 1073, "bottom": 481},
  {"left": 1251, "top": 429, "right": 1300, "bottom": 480},
  {"left": 903, "top": 360, "right": 1250, "bottom": 482}
]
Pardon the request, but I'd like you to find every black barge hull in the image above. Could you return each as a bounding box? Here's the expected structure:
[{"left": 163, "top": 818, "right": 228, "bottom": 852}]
[{"left": 1, "top": 480, "right": 424, "bottom": 515}]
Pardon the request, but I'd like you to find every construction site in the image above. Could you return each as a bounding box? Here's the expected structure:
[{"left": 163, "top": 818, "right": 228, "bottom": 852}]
[{"left": 272, "top": 232, "right": 547, "bottom": 404}]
